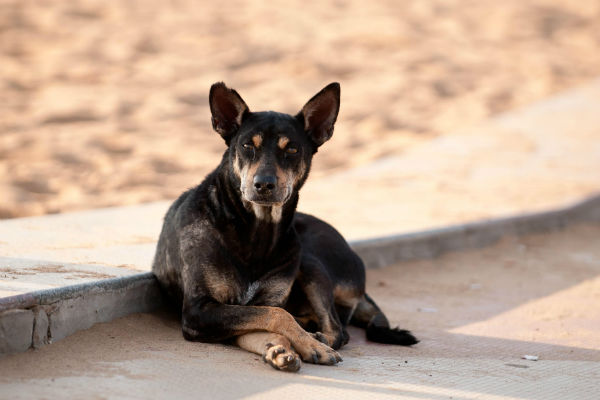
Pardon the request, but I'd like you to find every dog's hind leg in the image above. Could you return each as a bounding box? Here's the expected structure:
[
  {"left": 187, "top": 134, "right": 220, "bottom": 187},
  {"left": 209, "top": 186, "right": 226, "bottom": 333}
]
[
  {"left": 237, "top": 332, "right": 301, "bottom": 372},
  {"left": 351, "top": 293, "right": 419, "bottom": 346},
  {"left": 298, "top": 257, "right": 346, "bottom": 349}
]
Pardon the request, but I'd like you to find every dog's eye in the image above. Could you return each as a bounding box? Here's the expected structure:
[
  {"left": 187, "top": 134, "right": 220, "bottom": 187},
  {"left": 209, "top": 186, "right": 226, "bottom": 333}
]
[
  {"left": 286, "top": 147, "right": 298, "bottom": 154},
  {"left": 243, "top": 143, "right": 254, "bottom": 150}
]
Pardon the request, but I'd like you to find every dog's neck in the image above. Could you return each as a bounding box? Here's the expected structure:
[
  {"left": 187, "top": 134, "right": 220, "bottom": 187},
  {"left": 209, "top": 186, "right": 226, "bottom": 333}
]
[
  {"left": 245, "top": 202, "right": 283, "bottom": 224},
  {"left": 240, "top": 195, "right": 298, "bottom": 233}
]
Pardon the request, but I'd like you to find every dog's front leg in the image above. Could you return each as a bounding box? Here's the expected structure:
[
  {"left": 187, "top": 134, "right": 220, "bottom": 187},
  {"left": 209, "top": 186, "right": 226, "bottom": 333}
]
[
  {"left": 237, "top": 332, "right": 301, "bottom": 372},
  {"left": 181, "top": 299, "right": 342, "bottom": 365}
]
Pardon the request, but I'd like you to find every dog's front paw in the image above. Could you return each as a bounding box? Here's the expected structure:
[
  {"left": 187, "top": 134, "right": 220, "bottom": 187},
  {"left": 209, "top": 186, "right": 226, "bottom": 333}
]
[
  {"left": 297, "top": 338, "right": 343, "bottom": 366},
  {"left": 311, "top": 331, "right": 346, "bottom": 350},
  {"left": 262, "top": 344, "right": 301, "bottom": 372},
  {"left": 311, "top": 331, "right": 330, "bottom": 345}
]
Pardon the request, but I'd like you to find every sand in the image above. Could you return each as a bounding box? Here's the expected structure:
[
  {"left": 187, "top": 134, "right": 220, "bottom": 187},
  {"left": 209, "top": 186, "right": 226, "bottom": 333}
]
[
  {"left": 1, "top": 223, "right": 598, "bottom": 399},
  {"left": 2, "top": 0, "right": 600, "bottom": 218}
]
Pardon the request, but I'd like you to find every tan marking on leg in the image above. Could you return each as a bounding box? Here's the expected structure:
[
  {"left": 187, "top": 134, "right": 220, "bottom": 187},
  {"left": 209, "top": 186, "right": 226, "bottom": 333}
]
[
  {"left": 237, "top": 332, "right": 301, "bottom": 372},
  {"left": 278, "top": 136, "right": 290, "bottom": 150},
  {"left": 334, "top": 284, "right": 361, "bottom": 308},
  {"left": 304, "top": 282, "right": 339, "bottom": 346},
  {"left": 185, "top": 264, "right": 236, "bottom": 304},
  {"left": 228, "top": 306, "right": 342, "bottom": 365},
  {"left": 295, "top": 314, "right": 318, "bottom": 328},
  {"left": 252, "top": 134, "right": 262, "bottom": 148}
]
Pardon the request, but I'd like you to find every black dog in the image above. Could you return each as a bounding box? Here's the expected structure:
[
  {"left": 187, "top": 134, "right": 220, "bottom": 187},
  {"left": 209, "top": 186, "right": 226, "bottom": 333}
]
[{"left": 152, "top": 82, "right": 417, "bottom": 372}]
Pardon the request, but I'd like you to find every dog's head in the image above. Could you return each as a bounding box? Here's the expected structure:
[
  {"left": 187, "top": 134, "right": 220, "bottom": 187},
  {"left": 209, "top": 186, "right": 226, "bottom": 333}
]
[{"left": 209, "top": 82, "right": 340, "bottom": 206}]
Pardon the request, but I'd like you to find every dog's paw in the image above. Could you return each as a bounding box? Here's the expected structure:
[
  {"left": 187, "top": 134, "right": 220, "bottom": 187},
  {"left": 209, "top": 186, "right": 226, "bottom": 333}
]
[
  {"left": 311, "top": 332, "right": 330, "bottom": 345},
  {"left": 311, "top": 331, "right": 346, "bottom": 350},
  {"left": 297, "top": 338, "right": 343, "bottom": 366},
  {"left": 262, "top": 344, "right": 301, "bottom": 372}
]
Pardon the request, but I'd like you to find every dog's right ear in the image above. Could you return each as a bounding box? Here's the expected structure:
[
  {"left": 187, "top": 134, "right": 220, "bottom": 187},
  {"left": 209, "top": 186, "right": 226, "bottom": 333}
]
[
  {"left": 297, "top": 82, "right": 340, "bottom": 148},
  {"left": 209, "top": 82, "right": 249, "bottom": 144}
]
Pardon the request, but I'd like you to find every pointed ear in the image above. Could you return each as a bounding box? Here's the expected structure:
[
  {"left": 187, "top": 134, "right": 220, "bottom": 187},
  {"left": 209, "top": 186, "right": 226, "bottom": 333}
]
[
  {"left": 209, "top": 82, "right": 249, "bottom": 144},
  {"left": 297, "top": 82, "right": 340, "bottom": 147}
]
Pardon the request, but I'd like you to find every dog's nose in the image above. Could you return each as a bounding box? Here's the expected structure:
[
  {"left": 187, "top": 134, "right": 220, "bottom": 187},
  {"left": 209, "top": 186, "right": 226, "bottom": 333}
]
[{"left": 253, "top": 175, "right": 277, "bottom": 194}]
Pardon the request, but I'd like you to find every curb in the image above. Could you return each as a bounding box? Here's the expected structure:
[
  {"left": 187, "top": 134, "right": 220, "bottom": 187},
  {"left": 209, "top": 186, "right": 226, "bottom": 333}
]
[
  {"left": 0, "top": 273, "right": 162, "bottom": 355},
  {"left": 352, "top": 193, "right": 600, "bottom": 269},
  {"left": 1, "top": 193, "right": 599, "bottom": 355}
]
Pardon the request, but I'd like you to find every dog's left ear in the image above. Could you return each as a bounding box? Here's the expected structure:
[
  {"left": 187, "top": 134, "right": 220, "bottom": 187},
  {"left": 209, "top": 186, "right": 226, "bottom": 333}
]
[
  {"left": 209, "top": 82, "right": 250, "bottom": 144},
  {"left": 297, "top": 82, "right": 340, "bottom": 147}
]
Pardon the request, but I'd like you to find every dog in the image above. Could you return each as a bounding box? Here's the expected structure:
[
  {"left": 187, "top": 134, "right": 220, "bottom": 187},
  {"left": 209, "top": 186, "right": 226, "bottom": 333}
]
[{"left": 152, "top": 82, "right": 418, "bottom": 372}]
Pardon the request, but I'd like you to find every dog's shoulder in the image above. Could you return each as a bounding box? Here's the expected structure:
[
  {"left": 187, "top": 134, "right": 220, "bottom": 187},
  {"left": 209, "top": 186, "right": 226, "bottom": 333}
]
[{"left": 164, "top": 168, "right": 221, "bottom": 226}]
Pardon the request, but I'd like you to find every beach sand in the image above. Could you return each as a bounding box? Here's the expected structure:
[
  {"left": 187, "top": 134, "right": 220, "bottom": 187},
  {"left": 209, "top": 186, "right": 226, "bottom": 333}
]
[{"left": 2, "top": 0, "right": 600, "bottom": 219}]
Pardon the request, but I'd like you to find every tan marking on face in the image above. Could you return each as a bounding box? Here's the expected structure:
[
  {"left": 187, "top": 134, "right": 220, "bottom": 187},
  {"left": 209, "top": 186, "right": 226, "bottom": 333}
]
[
  {"left": 275, "top": 165, "right": 293, "bottom": 202},
  {"left": 294, "top": 159, "right": 307, "bottom": 186},
  {"left": 240, "top": 161, "right": 260, "bottom": 199},
  {"left": 252, "top": 134, "right": 263, "bottom": 148},
  {"left": 250, "top": 204, "right": 282, "bottom": 223},
  {"left": 278, "top": 136, "right": 290, "bottom": 150},
  {"left": 233, "top": 154, "right": 242, "bottom": 178},
  {"left": 270, "top": 206, "right": 282, "bottom": 222},
  {"left": 251, "top": 203, "right": 267, "bottom": 220}
]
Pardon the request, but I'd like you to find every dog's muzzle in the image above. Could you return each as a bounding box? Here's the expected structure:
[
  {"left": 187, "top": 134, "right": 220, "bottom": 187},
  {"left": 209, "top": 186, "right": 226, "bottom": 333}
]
[{"left": 241, "top": 174, "right": 291, "bottom": 206}]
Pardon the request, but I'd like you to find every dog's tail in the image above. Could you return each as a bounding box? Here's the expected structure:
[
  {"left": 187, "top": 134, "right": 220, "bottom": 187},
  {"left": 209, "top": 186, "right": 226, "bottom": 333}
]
[{"left": 350, "top": 293, "right": 419, "bottom": 346}]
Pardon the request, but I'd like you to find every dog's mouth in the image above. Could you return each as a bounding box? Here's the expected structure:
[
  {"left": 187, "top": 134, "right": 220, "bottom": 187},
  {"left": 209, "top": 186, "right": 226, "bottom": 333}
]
[
  {"left": 249, "top": 199, "right": 281, "bottom": 206},
  {"left": 240, "top": 186, "right": 292, "bottom": 207}
]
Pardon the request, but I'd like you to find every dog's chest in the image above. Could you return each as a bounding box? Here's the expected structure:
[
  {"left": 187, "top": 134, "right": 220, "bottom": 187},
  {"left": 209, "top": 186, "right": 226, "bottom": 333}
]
[
  {"left": 223, "top": 276, "right": 292, "bottom": 307},
  {"left": 239, "top": 281, "right": 261, "bottom": 305}
]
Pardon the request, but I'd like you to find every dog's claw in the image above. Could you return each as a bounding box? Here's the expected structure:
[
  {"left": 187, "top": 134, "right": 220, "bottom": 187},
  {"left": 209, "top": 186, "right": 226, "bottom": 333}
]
[{"left": 311, "top": 353, "right": 319, "bottom": 364}]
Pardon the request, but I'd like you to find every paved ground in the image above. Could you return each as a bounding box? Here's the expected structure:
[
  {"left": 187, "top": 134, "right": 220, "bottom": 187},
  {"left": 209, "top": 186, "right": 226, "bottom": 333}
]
[
  {"left": 1, "top": 224, "right": 599, "bottom": 399},
  {"left": 1, "top": 80, "right": 599, "bottom": 398}
]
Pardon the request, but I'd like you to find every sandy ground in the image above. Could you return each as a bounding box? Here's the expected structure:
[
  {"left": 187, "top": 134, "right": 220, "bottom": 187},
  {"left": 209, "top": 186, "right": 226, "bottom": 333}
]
[
  {"left": 2, "top": 0, "right": 600, "bottom": 218},
  {"left": 1, "top": 224, "right": 598, "bottom": 399}
]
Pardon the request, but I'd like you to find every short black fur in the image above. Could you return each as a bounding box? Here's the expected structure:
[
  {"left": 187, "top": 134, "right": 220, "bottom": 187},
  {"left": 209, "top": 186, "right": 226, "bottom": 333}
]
[{"left": 152, "top": 82, "right": 417, "bottom": 371}]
